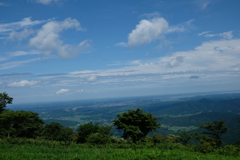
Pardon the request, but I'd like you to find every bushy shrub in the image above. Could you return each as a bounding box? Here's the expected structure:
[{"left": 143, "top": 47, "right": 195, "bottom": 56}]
[
  {"left": 86, "top": 133, "right": 111, "bottom": 144},
  {"left": 109, "top": 136, "right": 126, "bottom": 144},
  {"left": 216, "top": 145, "right": 240, "bottom": 156}
]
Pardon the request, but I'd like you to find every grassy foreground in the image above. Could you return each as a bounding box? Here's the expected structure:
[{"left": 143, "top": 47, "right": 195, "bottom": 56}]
[{"left": 0, "top": 140, "right": 239, "bottom": 160}]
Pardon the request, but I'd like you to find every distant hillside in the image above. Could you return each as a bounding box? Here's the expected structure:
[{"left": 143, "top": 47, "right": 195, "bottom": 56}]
[
  {"left": 158, "top": 112, "right": 238, "bottom": 127},
  {"left": 150, "top": 98, "right": 240, "bottom": 116}
]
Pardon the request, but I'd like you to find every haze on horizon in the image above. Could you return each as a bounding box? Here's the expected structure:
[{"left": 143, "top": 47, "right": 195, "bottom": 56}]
[{"left": 0, "top": 0, "right": 240, "bottom": 104}]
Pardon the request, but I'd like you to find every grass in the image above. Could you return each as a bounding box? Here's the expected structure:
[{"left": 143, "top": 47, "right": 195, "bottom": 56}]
[{"left": 0, "top": 140, "right": 239, "bottom": 160}]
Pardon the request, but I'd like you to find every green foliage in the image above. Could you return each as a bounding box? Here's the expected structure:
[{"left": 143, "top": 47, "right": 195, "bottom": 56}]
[
  {"left": 0, "top": 138, "right": 240, "bottom": 159},
  {"left": 152, "top": 133, "right": 165, "bottom": 145},
  {"left": 113, "top": 108, "right": 160, "bottom": 143},
  {"left": 165, "top": 134, "right": 180, "bottom": 143},
  {"left": 77, "top": 122, "right": 112, "bottom": 143},
  {"left": 200, "top": 120, "right": 228, "bottom": 147},
  {"left": 43, "top": 122, "right": 74, "bottom": 143},
  {"left": 86, "top": 133, "right": 111, "bottom": 144},
  {"left": 179, "top": 131, "right": 193, "bottom": 145},
  {"left": 0, "top": 110, "right": 44, "bottom": 138},
  {"left": 0, "top": 92, "right": 13, "bottom": 113}
]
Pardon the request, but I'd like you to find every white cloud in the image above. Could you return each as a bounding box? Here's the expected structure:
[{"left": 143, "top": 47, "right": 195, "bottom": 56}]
[
  {"left": 166, "top": 56, "right": 184, "bottom": 68},
  {"left": 127, "top": 17, "right": 192, "bottom": 47},
  {"left": 29, "top": 18, "right": 89, "bottom": 58},
  {"left": 198, "top": 31, "right": 211, "bottom": 36},
  {"left": 0, "top": 17, "right": 45, "bottom": 35},
  {"left": 8, "top": 29, "right": 34, "bottom": 41},
  {"left": 36, "top": 0, "right": 62, "bottom": 5},
  {"left": 128, "top": 17, "right": 168, "bottom": 47},
  {"left": 0, "top": 57, "right": 47, "bottom": 70},
  {"left": 199, "top": 31, "right": 233, "bottom": 39},
  {"left": 77, "top": 89, "right": 84, "bottom": 93},
  {"left": 70, "top": 39, "right": 240, "bottom": 80},
  {"left": 7, "top": 80, "right": 40, "bottom": 87},
  {"left": 9, "top": 50, "right": 40, "bottom": 57},
  {"left": 56, "top": 89, "right": 69, "bottom": 95},
  {"left": 58, "top": 40, "right": 91, "bottom": 58},
  {"left": 0, "top": 57, "right": 6, "bottom": 61},
  {"left": 0, "top": 3, "right": 7, "bottom": 6},
  {"left": 114, "top": 42, "right": 128, "bottom": 47},
  {"left": 195, "top": 0, "right": 210, "bottom": 10},
  {"left": 85, "top": 76, "right": 98, "bottom": 82}
]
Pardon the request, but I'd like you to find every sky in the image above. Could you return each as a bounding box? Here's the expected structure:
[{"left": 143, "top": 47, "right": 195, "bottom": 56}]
[{"left": 0, "top": 0, "right": 240, "bottom": 104}]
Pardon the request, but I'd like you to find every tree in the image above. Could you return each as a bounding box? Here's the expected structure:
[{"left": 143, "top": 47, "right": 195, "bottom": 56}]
[
  {"left": 0, "top": 110, "right": 44, "bottom": 138},
  {"left": 0, "top": 92, "right": 13, "bottom": 113},
  {"left": 199, "top": 120, "right": 228, "bottom": 147},
  {"left": 76, "top": 122, "right": 112, "bottom": 143},
  {"left": 44, "top": 122, "right": 74, "bottom": 144},
  {"left": 113, "top": 108, "right": 160, "bottom": 143},
  {"left": 44, "top": 122, "right": 64, "bottom": 141}
]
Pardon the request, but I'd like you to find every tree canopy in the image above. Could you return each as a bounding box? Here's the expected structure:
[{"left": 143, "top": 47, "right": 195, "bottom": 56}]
[
  {"left": 77, "top": 122, "right": 112, "bottom": 144},
  {"left": 0, "top": 92, "right": 13, "bottom": 113},
  {"left": 113, "top": 108, "right": 160, "bottom": 143},
  {"left": 200, "top": 120, "right": 228, "bottom": 147},
  {"left": 0, "top": 110, "right": 44, "bottom": 138}
]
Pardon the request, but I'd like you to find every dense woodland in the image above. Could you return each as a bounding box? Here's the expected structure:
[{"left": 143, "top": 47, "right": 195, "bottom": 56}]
[{"left": 1, "top": 92, "right": 240, "bottom": 159}]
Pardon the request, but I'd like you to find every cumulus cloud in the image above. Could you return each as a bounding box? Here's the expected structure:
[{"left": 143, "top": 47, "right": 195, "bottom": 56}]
[
  {"left": 198, "top": 31, "right": 233, "bottom": 39},
  {"left": 127, "top": 17, "right": 192, "bottom": 47},
  {"left": 29, "top": 18, "right": 90, "bottom": 58},
  {"left": 128, "top": 17, "right": 168, "bottom": 47},
  {"left": 7, "top": 80, "right": 40, "bottom": 87},
  {"left": 56, "top": 89, "right": 69, "bottom": 95}
]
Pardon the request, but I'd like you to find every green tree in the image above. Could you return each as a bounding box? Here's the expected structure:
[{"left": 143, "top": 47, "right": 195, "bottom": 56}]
[
  {"left": 77, "top": 122, "right": 112, "bottom": 143},
  {"left": 113, "top": 108, "right": 160, "bottom": 143},
  {"left": 0, "top": 110, "right": 44, "bottom": 138},
  {"left": 44, "top": 122, "right": 63, "bottom": 141},
  {"left": 0, "top": 92, "right": 13, "bottom": 113},
  {"left": 58, "top": 127, "right": 74, "bottom": 144},
  {"left": 199, "top": 120, "right": 228, "bottom": 147}
]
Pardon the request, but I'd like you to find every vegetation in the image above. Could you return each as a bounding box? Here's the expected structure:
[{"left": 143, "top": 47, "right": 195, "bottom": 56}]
[
  {"left": 1, "top": 92, "right": 240, "bottom": 159},
  {"left": 0, "top": 110, "right": 44, "bottom": 138},
  {"left": 77, "top": 122, "right": 112, "bottom": 144},
  {"left": 113, "top": 108, "right": 160, "bottom": 143},
  {"left": 0, "top": 92, "right": 13, "bottom": 113},
  {"left": 200, "top": 120, "right": 228, "bottom": 147}
]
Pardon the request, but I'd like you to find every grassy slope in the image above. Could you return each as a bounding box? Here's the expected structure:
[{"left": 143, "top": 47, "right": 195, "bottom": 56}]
[{"left": 0, "top": 143, "right": 239, "bottom": 160}]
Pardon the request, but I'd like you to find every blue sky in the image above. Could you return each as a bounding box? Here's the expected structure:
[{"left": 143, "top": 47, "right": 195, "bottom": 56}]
[{"left": 0, "top": 0, "right": 240, "bottom": 104}]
